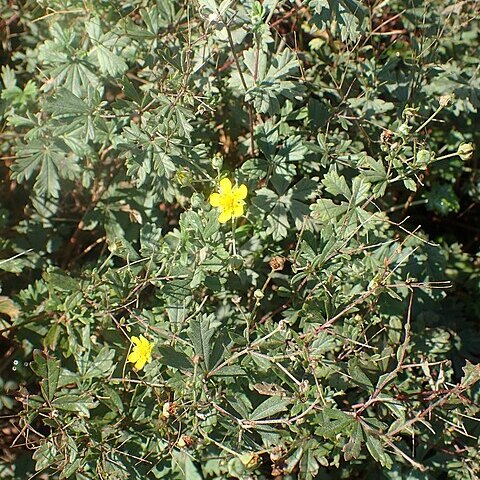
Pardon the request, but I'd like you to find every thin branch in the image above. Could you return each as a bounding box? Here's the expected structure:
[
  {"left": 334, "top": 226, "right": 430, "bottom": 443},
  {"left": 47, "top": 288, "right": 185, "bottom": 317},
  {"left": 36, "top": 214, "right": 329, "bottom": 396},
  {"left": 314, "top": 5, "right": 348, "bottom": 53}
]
[
  {"left": 354, "top": 291, "right": 414, "bottom": 417},
  {"left": 223, "top": 18, "right": 255, "bottom": 157}
]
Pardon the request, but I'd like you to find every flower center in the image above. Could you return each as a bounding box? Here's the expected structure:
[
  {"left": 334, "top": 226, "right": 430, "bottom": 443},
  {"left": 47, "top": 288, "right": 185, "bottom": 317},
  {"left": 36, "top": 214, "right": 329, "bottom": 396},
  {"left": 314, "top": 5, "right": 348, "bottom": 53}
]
[{"left": 222, "top": 193, "right": 236, "bottom": 211}]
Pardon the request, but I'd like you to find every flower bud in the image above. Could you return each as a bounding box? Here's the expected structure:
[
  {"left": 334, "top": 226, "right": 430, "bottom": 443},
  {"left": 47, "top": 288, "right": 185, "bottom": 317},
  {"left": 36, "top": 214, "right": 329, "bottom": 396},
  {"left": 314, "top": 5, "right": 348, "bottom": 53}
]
[
  {"left": 402, "top": 107, "right": 418, "bottom": 119},
  {"left": 239, "top": 452, "right": 261, "bottom": 470},
  {"left": 397, "top": 123, "right": 411, "bottom": 137},
  {"left": 253, "top": 289, "right": 264, "bottom": 300},
  {"left": 457, "top": 142, "right": 474, "bottom": 161},
  {"left": 175, "top": 169, "right": 193, "bottom": 187},
  {"left": 439, "top": 93, "right": 455, "bottom": 107},
  {"left": 416, "top": 149, "right": 432, "bottom": 167},
  {"left": 232, "top": 295, "right": 241, "bottom": 304}
]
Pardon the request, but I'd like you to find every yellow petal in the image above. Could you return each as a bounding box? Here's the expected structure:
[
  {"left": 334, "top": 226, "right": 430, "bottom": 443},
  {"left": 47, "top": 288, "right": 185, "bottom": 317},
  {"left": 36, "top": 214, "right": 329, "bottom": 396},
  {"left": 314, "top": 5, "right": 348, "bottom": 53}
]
[
  {"left": 135, "top": 357, "right": 147, "bottom": 370},
  {"left": 209, "top": 192, "right": 221, "bottom": 207},
  {"left": 218, "top": 210, "right": 232, "bottom": 223},
  {"left": 233, "top": 204, "right": 244, "bottom": 218},
  {"left": 234, "top": 184, "right": 247, "bottom": 200},
  {"left": 219, "top": 178, "right": 232, "bottom": 194},
  {"left": 131, "top": 336, "right": 140, "bottom": 346},
  {"left": 139, "top": 335, "right": 148, "bottom": 345},
  {"left": 128, "top": 350, "right": 140, "bottom": 363}
]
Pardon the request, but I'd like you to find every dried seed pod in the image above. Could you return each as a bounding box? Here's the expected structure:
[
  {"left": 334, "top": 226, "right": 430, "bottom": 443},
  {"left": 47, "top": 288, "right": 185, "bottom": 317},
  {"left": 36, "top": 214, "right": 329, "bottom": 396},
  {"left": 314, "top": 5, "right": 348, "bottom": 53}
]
[
  {"left": 380, "top": 129, "right": 393, "bottom": 145},
  {"left": 269, "top": 256, "right": 285, "bottom": 271}
]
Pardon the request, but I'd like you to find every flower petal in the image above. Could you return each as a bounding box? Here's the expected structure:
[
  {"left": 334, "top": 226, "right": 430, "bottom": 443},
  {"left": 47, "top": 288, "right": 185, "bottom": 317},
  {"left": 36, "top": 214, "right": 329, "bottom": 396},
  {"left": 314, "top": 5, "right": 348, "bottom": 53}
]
[
  {"left": 233, "top": 204, "right": 244, "bottom": 218},
  {"left": 209, "top": 192, "right": 221, "bottom": 207},
  {"left": 234, "top": 184, "right": 248, "bottom": 200},
  {"left": 128, "top": 350, "right": 140, "bottom": 363},
  {"left": 218, "top": 210, "right": 232, "bottom": 223},
  {"left": 131, "top": 336, "right": 140, "bottom": 346},
  {"left": 219, "top": 178, "right": 232, "bottom": 194},
  {"left": 135, "top": 357, "right": 147, "bottom": 370}
]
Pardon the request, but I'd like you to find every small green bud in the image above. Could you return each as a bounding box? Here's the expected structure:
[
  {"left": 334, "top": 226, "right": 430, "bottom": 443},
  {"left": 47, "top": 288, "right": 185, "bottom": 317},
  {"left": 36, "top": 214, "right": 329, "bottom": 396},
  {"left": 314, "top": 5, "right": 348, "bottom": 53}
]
[
  {"left": 457, "top": 142, "right": 474, "bottom": 161},
  {"left": 253, "top": 289, "right": 264, "bottom": 300},
  {"left": 402, "top": 107, "right": 418, "bottom": 119},
  {"left": 397, "top": 122, "right": 411, "bottom": 137},
  {"left": 175, "top": 168, "right": 193, "bottom": 187},
  {"left": 390, "top": 141, "right": 399, "bottom": 152},
  {"left": 416, "top": 149, "right": 433, "bottom": 167}
]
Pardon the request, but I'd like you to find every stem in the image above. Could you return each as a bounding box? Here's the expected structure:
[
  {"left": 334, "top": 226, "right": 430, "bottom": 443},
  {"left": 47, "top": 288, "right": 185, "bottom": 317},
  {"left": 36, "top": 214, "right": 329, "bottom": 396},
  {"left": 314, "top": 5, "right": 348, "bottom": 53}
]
[
  {"left": 433, "top": 151, "right": 459, "bottom": 162},
  {"left": 98, "top": 252, "right": 114, "bottom": 274},
  {"left": 265, "top": 0, "right": 280, "bottom": 25},
  {"left": 354, "top": 291, "right": 413, "bottom": 417},
  {"left": 231, "top": 220, "right": 237, "bottom": 256},
  {"left": 224, "top": 21, "right": 255, "bottom": 157},
  {"left": 415, "top": 105, "right": 444, "bottom": 133},
  {"left": 206, "top": 323, "right": 284, "bottom": 378}
]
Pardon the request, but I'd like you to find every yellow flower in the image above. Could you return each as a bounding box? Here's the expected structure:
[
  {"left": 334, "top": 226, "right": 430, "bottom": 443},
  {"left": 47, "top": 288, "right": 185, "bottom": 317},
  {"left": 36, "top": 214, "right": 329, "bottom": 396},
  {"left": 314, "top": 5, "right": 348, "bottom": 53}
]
[
  {"left": 209, "top": 178, "right": 247, "bottom": 223},
  {"left": 127, "top": 335, "right": 154, "bottom": 371}
]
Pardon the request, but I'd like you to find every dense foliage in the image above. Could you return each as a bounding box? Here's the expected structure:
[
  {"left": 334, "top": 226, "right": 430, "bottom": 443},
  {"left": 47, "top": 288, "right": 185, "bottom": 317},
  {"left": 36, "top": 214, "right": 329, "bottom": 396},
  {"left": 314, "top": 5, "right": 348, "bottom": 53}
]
[{"left": 1, "top": 0, "right": 479, "bottom": 478}]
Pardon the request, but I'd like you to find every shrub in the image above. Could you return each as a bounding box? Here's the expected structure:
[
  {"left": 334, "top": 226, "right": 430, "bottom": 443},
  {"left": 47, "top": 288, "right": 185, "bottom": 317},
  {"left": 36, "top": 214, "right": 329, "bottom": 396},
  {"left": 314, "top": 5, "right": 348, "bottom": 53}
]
[{"left": 0, "top": 1, "right": 479, "bottom": 479}]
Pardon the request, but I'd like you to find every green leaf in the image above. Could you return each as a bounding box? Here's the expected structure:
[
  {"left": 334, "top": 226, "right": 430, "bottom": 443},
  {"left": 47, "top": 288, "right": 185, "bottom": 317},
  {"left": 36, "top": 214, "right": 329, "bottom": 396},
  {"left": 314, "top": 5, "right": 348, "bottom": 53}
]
[
  {"left": 343, "top": 421, "right": 363, "bottom": 461},
  {"left": 171, "top": 449, "right": 203, "bottom": 480},
  {"left": 308, "top": 0, "right": 367, "bottom": 42},
  {"left": 43, "top": 268, "right": 81, "bottom": 292},
  {"left": 51, "top": 394, "right": 96, "bottom": 416},
  {"left": 157, "top": 345, "right": 194, "bottom": 371},
  {"left": 83, "top": 346, "right": 116, "bottom": 379},
  {"left": 234, "top": 49, "right": 303, "bottom": 114},
  {"left": 101, "top": 386, "right": 124, "bottom": 414},
  {"left": 310, "top": 198, "right": 348, "bottom": 222},
  {"left": 315, "top": 408, "right": 355, "bottom": 438},
  {"left": 188, "top": 316, "right": 215, "bottom": 370},
  {"left": 210, "top": 365, "right": 247, "bottom": 377},
  {"left": 403, "top": 178, "right": 417, "bottom": 191},
  {"left": 86, "top": 20, "right": 128, "bottom": 76},
  {"left": 32, "top": 440, "right": 58, "bottom": 471},
  {"left": 350, "top": 176, "right": 370, "bottom": 205},
  {"left": 44, "top": 324, "right": 62, "bottom": 350},
  {"left": 461, "top": 361, "right": 480, "bottom": 387},
  {"left": 348, "top": 358, "right": 374, "bottom": 391},
  {"left": 322, "top": 171, "right": 351, "bottom": 199},
  {"left": 12, "top": 139, "right": 79, "bottom": 198},
  {"left": 365, "top": 432, "right": 392, "bottom": 468},
  {"left": 250, "top": 396, "right": 290, "bottom": 421},
  {"left": 31, "top": 350, "right": 60, "bottom": 402},
  {"left": 44, "top": 88, "right": 90, "bottom": 116},
  {"left": 60, "top": 459, "right": 82, "bottom": 479}
]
